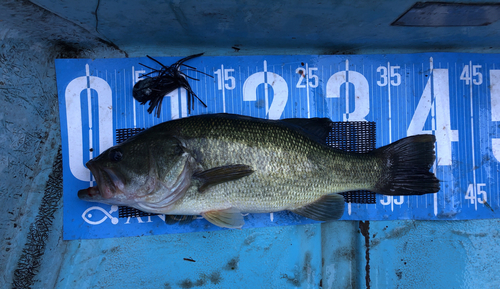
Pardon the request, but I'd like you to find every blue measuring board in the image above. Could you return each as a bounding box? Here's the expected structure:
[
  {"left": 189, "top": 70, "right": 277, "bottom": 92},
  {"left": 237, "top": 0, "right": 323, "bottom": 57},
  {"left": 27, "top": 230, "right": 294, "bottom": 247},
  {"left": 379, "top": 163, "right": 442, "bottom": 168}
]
[{"left": 56, "top": 53, "right": 500, "bottom": 240}]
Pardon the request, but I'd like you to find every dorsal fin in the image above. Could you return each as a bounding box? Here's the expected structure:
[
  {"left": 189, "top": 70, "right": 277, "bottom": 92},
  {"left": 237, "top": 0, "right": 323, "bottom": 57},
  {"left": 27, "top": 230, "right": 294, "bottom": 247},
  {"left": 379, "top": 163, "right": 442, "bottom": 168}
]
[{"left": 281, "top": 118, "right": 333, "bottom": 143}]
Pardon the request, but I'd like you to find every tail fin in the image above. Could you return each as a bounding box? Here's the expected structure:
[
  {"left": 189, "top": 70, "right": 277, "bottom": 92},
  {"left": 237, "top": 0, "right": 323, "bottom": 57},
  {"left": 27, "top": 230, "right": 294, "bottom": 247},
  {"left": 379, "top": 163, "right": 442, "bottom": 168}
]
[{"left": 372, "top": 134, "right": 440, "bottom": 196}]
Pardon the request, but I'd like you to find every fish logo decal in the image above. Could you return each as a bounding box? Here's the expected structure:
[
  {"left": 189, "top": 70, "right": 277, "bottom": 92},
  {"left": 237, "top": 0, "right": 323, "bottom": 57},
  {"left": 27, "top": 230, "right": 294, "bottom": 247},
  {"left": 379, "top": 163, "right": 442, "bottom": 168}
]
[{"left": 81, "top": 205, "right": 119, "bottom": 225}]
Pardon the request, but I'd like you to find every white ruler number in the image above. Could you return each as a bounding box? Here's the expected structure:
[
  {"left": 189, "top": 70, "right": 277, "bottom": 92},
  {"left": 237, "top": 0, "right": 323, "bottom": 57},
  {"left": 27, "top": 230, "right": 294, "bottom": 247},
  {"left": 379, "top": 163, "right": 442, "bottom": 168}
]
[
  {"left": 406, "top": 58, "right": 458, "bottom": 213},
  {"left": 214, "top": 65, "right": 236, "bottom": 90},
  {"left": 326, "top": 60, "right": 370, "bottom": 121},
  {"left": 465, "top": 183, "right": 487, "bottom": 204},
  {"left": 214, "top": 65, "right": 236, "bottom": 113},
  {"left": 460, "top": 64, "right": 483, "bottom": 85},
  {"left": 296, "top": 63, "right": 319, "bottom": 118},
  {"left": 243, "top": 60, "right": 288, "bottom": 119},
  {"left": 407, "top": 59, "right": 458, "bottom": 166},
  {"left": 376, "top": 64, "right": 401, "bottom": 87},
  {"left": 380, "top": 195, "right": 404, "bottom": 212},
  {"left": 65, "top": 64, "right": 113, "bottom": 184},
  {"left": 296, "top": 66, "right": 319, "bottom": 88}
]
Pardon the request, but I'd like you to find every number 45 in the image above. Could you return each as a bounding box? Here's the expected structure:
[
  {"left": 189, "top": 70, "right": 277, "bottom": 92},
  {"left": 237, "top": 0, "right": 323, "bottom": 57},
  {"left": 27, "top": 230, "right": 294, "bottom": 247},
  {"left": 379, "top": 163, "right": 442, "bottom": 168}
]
[
  {"left": 465, "top": 183, "right": 487, "bottom": 204},
  {"left": 460, "top": 64, "right": 483, "bottom": 85}
]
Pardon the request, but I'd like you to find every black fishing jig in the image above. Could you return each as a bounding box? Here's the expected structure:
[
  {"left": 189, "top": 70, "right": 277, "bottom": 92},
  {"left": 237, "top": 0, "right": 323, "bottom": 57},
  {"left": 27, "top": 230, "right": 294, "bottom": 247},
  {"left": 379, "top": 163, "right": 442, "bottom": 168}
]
[{"left": 132, "top": 53, "right": 212, "bottom": 117}]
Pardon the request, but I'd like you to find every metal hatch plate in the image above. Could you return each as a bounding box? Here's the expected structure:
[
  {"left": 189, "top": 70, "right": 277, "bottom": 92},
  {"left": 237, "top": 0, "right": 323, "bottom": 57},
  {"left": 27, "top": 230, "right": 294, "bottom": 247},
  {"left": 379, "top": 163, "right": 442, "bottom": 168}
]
[{"left": 393, "top": 2, "right": 500, "bottom": 26}]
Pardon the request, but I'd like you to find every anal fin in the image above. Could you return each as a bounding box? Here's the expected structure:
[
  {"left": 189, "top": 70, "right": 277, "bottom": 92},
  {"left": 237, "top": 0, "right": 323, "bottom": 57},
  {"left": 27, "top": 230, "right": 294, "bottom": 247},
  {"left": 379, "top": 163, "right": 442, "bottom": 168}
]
[
  {"left": 202, "top": 208, "right": 245, "bottom": 229},
  {"left": 291, "top": 194, "right": 345, "bottom": 221}
]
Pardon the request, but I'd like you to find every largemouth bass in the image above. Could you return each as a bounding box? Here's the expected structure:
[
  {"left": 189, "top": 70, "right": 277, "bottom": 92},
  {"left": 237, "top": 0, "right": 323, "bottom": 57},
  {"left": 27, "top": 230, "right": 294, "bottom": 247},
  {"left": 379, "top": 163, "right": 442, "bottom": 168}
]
[{"left": 78, "top": 114, "right": 440, "bottom": 228}]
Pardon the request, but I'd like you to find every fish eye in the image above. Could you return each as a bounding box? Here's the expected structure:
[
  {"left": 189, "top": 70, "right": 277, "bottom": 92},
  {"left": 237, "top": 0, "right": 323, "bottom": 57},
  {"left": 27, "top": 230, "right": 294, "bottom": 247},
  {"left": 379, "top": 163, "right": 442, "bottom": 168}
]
[{"left": 109, "top": 148, "right": 123, "bottom": 162}]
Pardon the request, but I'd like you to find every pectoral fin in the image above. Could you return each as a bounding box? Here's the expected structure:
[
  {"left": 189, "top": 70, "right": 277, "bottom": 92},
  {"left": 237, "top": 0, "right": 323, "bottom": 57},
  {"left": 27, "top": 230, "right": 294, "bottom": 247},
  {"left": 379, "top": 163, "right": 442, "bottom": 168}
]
[
  {"left": 202, "top": 208, "right": 245, "bottom": 229},
  {"left": 193, "top": 164, "right": 254, "bottom": 192},
  {"left": 291, "top": 194, "right": 345, "bottom": 221}
]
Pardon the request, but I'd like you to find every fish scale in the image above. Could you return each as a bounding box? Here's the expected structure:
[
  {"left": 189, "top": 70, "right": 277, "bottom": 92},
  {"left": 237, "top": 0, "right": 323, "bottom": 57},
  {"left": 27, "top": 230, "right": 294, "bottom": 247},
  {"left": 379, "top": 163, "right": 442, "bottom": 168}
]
[{"left": 159, "top": 116, "right": 381, "bottom": 213}]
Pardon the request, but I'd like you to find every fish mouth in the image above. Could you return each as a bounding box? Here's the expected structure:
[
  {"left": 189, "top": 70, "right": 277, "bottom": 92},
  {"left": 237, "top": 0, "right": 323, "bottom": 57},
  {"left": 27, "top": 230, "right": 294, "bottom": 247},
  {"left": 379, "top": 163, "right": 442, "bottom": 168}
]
[{"left": 78, "top": 161, "right": 121, "bottom": 201}]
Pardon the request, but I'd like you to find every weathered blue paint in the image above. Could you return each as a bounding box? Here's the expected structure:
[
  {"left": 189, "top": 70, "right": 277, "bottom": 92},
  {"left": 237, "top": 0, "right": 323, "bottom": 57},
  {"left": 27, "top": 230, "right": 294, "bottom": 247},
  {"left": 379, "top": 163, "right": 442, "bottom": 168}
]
[
  {"left": 2, "top": 0, "right": 500, "bottom": 288},
  {"left": 30, "top": 0, "right": 500, "bottom": 56},
  {"left": 367, "top": 220, "right": 500, "bottom": 288},
  {"left": 54, "top": 224, "right": 322, "bottom": 288}
]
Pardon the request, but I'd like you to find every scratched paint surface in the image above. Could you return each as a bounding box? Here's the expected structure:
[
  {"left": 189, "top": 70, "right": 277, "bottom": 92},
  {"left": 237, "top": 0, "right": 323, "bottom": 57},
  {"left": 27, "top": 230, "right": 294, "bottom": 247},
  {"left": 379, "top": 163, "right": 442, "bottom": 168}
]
[{"left": 55, "top": 53, "right": 500, "bottom": 239}]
